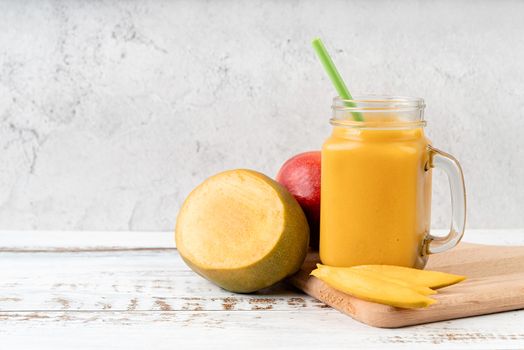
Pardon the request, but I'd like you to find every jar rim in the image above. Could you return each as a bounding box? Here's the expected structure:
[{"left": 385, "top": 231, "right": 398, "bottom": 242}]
[
  {"left": 330, "top": 119, "right": 427, "bottom": 129},
  {"left": 331, "top": 95, "right": 426, "bottom": 130},
  {"left": 332, "top": 95, "right": 426, "bottom": 112}
]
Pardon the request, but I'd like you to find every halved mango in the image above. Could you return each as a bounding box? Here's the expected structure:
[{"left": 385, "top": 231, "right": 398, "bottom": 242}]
[
  {"left": 176, "top": 169, "right": 309, "bottom": 293},
  {"left": 353, "top": 265, "right": 466, "bottom": 289},
  {"left": 311, "top": 264, "right": 436, "bottom": 309}
]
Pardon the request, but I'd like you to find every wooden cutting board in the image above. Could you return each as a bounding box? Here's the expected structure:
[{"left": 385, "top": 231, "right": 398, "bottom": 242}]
[{"left": 288, "top": 243, "right": 524, "bottom": 328}]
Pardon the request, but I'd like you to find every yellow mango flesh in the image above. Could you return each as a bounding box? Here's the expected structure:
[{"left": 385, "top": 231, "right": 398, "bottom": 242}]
[
  {"left": 353, "top": 265, "right": 466, "bottom": 289},
  {"left": 176, "top": 169, "right": 309, "bottom": 293},
  {"left": 311, "top": 264, "right": 436, "bottom": 309},
  {"left": 346, "top": 268, "right": 437, "bottom": 296}
]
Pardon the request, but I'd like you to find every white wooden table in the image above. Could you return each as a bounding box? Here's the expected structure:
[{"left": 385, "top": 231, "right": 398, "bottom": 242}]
[{"left": 1, "top": 229, "right": 524, "bottom": 349}]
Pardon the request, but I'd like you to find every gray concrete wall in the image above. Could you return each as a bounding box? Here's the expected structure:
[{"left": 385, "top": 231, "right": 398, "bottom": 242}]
[{"left": 0, "top": 0, "right": 523, "bottom": 230}]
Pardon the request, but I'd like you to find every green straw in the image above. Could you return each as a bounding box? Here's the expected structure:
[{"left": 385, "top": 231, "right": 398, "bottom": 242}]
[{"left": 312, "top": 38, "right": 364, "bottom": 121}]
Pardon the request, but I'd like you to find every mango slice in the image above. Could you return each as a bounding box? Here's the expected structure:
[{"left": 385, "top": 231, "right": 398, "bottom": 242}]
[
  {"left": 353, "top": 265, "right": 466, "bottom": 289},
  {"left": 346, "top": 268, "right": 437, "bottom": 296},
  {"left": 311, "top": 264, "right": 436, "bottom": 309},
  {"left": 176, "top": 169, "right": 309, "bottom": 293}
]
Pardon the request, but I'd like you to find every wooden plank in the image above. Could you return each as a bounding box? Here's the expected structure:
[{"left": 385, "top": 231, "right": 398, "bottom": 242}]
[
  {"left": 1, "top": 230, "right": 524, "bottom": 348},
  {"left": 1, "top": 310, "right": 524, "bottom": 349},
  {"left": 0, "top": 250, "right": 326, "bottom": 312},
  {"left": 1, "top": 230, "right": 524, "bottom": 315},
  {"left": 0, "top": 230, "right": 174, "bottom": 251},
  {"left": 1, "top": 229, "right": 523, "bottom": 251}
]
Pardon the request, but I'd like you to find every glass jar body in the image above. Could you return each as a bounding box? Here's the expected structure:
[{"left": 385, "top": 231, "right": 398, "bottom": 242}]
[{"left": 320, "top": 126, "right": 432, "bottom": 268}]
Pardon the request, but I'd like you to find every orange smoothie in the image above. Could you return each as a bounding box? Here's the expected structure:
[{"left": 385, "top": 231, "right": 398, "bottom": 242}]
[{"left": 320, "top": 125, "right": 432, "bottom": 268}]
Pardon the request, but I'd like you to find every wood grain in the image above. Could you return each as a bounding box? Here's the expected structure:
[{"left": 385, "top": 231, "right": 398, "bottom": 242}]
[
  {"left": 1, "top": 310, "right": 524, "bottom": 349},
  {"left": 289, "top": 243, "right": 524, "bottom": 328},
  {"left": 0, "top": 250, "right": 325, "bottom": 312},
  {"left": 1, "top": 230, "right": 524, "bottom": 349}
]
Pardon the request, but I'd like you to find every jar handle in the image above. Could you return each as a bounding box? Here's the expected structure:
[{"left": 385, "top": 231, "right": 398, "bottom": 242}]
[{"left": 424, "top": 146, "right": 467, "bottom": 254}]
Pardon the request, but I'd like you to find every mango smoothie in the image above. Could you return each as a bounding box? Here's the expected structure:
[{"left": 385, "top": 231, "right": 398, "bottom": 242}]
[
  {"left": 313, "top": 40, "right": 465, "bottom": 273},
  {"left": 320, "top": 122, "right": 432, "bottom": 268}
]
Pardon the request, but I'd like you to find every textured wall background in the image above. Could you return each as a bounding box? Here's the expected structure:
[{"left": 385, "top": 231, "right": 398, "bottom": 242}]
[{"left": 0, "top": 0, "right": 523, "bottom": 231}]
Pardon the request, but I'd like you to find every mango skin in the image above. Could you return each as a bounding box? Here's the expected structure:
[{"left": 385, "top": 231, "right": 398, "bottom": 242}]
[{"left": 176, "top": 169, "right": 310, "bottom": 293}]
